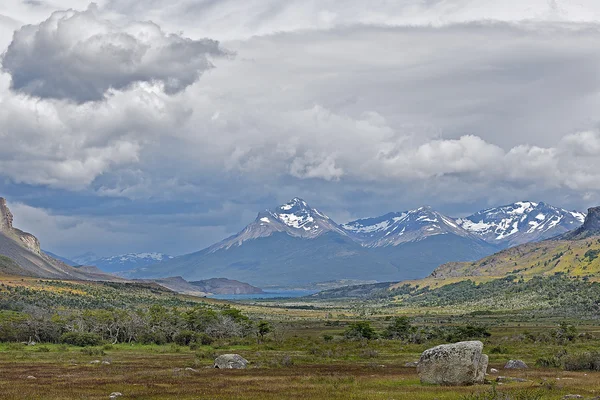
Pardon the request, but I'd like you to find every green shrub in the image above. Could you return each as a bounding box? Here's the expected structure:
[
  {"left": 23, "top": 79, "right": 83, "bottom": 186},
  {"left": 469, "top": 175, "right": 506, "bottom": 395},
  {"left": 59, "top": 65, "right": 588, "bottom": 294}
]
[
  {"left": 35, "top": 346, "right": 50, "bottom": 352},
  {"left": 563, "top": 351, "right": 600, "bottom": 371},
  {"left": 60, "top": 332, "right": 103, "bottom": 347},
  {"left": 344, "top": 321, "right": 377, "bottom": 340},
  {"left": 489, "top": 346, "right": 508, "bottom": 354},
  {"left": 173, "top": 330, "right": 196, "bottom": 346},
  {"left": 79, "top": 347, "right": 105, "bottom": 356}
]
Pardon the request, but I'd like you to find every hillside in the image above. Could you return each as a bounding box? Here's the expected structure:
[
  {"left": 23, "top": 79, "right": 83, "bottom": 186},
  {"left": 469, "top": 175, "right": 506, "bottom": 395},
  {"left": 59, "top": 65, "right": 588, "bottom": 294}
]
[
  {"left": 0, "top": 198, "right": 120, "bottom": 281},
  {"left": 430, "top": 207, "right": 600, "bottom": 281}
]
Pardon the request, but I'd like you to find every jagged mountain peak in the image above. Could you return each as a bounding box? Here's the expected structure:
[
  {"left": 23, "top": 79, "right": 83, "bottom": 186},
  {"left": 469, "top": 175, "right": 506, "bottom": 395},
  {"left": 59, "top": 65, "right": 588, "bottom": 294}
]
[
  {"left": 457, "top": 201, "right": 585, "bottom": 246},
  {"left": 558, "top": 206, "right": 600, "bottom": 240},
  {"left": 0, "top": 197, "right": 14, "bottom": 232},
  {"left": 208, "top": 198, "right": 345, "bottom": 252},
  {"left": 343, "top": 205, "right": 473, "bottom": 248}
]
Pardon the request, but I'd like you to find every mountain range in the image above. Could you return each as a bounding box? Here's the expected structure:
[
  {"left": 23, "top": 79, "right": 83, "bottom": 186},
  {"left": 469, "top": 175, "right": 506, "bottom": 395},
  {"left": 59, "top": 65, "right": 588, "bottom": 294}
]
[
  {"left": 70, "top": 252, "right": 174, "bottom": 273},
  {"left": 128, "top": 198, "right": 584, "bottom": 286}
]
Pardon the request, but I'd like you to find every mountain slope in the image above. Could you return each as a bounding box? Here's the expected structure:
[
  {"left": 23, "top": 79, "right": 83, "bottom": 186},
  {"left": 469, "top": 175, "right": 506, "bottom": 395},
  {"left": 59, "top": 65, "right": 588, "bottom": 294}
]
[
  {"left": 0, "top": 198, "right": 119, "bottom": 281},
  {"left": 131, "top": 231, "right": 400, "bottom": 286},
  {"left": 431, "top": 206, "right": 600, "bottom": 280},
  {"left": 457, "top": 201, "right": 584, "bottom": 247}
]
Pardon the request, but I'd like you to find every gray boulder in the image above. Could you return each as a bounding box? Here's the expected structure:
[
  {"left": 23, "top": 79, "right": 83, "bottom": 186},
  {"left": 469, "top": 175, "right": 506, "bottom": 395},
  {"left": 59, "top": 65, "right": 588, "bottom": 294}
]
[
  {"left": 214, "top": 354, "right": 248, "bottom": 369},
  {"left": 417, "top": 341, "right": 488, "bottom": 386},
  {"left": 504, "top": 359, "right": 528, "bottom": 369}
]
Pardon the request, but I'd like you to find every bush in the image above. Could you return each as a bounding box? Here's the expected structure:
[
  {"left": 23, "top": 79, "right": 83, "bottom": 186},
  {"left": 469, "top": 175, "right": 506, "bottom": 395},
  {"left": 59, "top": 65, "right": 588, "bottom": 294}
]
[
  {"left": 344, "top": 322, "right": 377, "bottom": 340},
  {"left": 173, "top": 330, "right": 196, "bottom": 346},
  {"left": 447, "top": 325, "right": 491, "bottom": 342},
  {"left": 535, "top": 356, "right": 562, "bottom": 368},
  {"left": 489, "top": 346, "right": 508, "bottom": 354},
  {"left": 138, "top": 331, "right": 168, "bottom": 345},
  {"left": 60, "top": 332, "right": 103, "bottom": 347},
  {"left": 35, "top": 346, "right": 50, "bottom": 352},
  {"left": 383, "top": 316, "right": 413, "bottom": 340},
  {"left": 563, "top": 351, "right": 600, "bottom": 371},
  {"left": 196, "top": 333, "right": 214, "bottom": 346},
  {"left": 79, "top": 347, "right": 105, "bottom": 356}
]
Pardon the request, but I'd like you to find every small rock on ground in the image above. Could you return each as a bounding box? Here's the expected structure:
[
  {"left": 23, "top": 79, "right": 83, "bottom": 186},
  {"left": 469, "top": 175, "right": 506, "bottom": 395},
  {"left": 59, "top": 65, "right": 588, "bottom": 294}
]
[
  {"left": 504, "top": 359, "right": 528, "bottom": 369},
  {"left": 496, "top": 376, "right": 528, "bottom": 383}
]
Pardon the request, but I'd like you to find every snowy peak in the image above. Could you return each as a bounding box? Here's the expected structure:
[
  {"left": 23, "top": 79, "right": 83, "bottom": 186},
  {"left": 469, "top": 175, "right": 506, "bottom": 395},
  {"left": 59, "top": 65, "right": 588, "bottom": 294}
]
[
  {"left": 458, "top": 201, "right": 585, "bottom": 246},
  {"left": 265, "top": 197, "right": 332, "bottom": 232},
  {"left": 343, "top": 206, "right": 475, "bottom": 248},
  {"left": 209, "top": 198, "right": 345, "bottom": 252}
]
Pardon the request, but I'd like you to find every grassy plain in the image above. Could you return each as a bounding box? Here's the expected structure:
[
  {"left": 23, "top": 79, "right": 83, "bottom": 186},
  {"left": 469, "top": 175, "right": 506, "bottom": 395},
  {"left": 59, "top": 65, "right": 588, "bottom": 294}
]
[{"left": 2, "top": 276, "right": 600, "bottom": 399}]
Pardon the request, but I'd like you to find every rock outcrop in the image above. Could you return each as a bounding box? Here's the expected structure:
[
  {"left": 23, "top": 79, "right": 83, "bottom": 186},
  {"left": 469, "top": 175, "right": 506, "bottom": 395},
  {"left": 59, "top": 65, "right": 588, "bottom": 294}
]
[
  {"left": 417, "top": 341, "right": 488, "bottom": 386},
  {"left": 559, "top": 206, "right": 600, "bottom": 240},
  {"left": 213, "top": 354, "right": 248, "bottom": 369},
  {"left": 504, "top": 359, "right": 528, "bottom": 369},
  {"left": 0, "top": 198, "right": 40, "bottom": 254}
]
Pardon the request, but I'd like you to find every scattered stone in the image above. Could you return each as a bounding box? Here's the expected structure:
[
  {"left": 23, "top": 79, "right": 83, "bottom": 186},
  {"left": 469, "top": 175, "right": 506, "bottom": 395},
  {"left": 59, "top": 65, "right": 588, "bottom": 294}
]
[
  {"left": 489, "top": 368, "right": 499, "bottom": 374},
  {"left": 109, "top": 392, "right": 123, "bottom": 399},
  {"left": 101, "top": 361, "right": 111, "bottom": 365},
  {"left": 562, "top": 395, "right": 583, "bottom": 399},
  {"left": 504, "top": 360, "right": 528, "bottom": 369},
  {"left": 185, "top": 367, "right": 198, "bottom": 372},
  {"left": 404, "top": 361, "right": 419, "bottom": 368},
  {"left": 496, "top": 376, "right": 528, "bottom": 383},
  {"left": 26, "top": 376, "right": 36, "bottom": 380},
  {"left": 417, "top": 341, "right": 488, "bottom": 386},
  {"left": 214, "top": 354, "right": 249, "bottom": 369},
  {"left": 90, "top": 360, "right": 101, "bottom": 364}
]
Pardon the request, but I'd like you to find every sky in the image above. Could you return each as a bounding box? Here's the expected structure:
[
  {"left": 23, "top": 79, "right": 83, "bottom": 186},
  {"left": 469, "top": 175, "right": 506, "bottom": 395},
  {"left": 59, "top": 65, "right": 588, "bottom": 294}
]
[{"left": 1, "top": 0, "right": 600, "bottom": 258}]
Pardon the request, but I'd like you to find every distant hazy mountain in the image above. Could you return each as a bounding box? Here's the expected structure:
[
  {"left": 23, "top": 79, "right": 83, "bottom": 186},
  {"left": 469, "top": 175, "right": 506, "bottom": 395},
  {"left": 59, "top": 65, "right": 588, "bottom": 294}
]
[
  {"left": 74, "top": 252, "right": 174, "bottom": 273},
  {"left": 129, "top": 199, "right": 499, "bottom": 286},
  {"left": 43, "top": 251, "right": 77, "bottom": 266},
  {"left": 457, "top": 201, "right": 585, "bottom": 247}
]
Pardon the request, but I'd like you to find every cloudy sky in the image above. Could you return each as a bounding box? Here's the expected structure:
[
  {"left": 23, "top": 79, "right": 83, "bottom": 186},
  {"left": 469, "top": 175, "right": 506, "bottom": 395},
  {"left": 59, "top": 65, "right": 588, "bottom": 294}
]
[{"left": 1, "top": 1, "right": 600, "bottom": 258}]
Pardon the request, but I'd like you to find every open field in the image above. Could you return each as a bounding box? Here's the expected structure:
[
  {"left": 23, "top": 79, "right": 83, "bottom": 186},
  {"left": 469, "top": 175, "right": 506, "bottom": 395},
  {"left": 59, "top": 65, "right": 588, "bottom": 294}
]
[
  {"left": 3, "top": 276, "right": 600, "bottom": 398},
  {"left": 2, "top": 323, "right": 600, "bottom": 399}
]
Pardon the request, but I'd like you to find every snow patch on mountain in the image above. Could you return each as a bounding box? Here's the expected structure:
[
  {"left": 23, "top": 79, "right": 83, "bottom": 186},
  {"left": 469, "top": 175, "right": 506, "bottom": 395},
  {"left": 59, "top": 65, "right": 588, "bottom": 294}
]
[
  {"left": 343, "top": 206, "right": 480, "bottom": 248},
  {"left": 457, "top": 201, "right": 585, "bottom": 247},
  {"left": 207, "top": 198, "right": 346, "bottom": 252}
]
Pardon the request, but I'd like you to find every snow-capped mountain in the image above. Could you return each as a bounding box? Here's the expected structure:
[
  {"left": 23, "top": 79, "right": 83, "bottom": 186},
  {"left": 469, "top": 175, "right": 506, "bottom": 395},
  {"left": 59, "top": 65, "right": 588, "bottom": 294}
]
[
  {"left": 130, "top": 199, "right": 498, "bottom": 286},
  {"left": 457, "top": 201, "right": 585, "bottom": 247},
  {"left": 343, "top": 206, "right": 479, "bottom": 247},
  {"left": 75, "top": 252, "right": 173, "bottom": 273},
  {"left": 208, "top": 197, "right": 347, "bottom": 252}
]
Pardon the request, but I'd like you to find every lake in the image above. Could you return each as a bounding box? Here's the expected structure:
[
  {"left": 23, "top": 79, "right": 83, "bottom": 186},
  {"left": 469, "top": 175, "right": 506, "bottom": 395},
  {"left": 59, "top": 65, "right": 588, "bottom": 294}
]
[{"left": 209, "top": 289, "right": 318, "bottom": 300}]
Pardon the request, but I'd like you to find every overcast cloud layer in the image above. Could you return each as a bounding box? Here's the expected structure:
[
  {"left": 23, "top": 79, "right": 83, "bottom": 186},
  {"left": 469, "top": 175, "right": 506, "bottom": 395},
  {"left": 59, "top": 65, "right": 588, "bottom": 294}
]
[{"left": 1, "top": 1, "right": 600, "bottom": 257}]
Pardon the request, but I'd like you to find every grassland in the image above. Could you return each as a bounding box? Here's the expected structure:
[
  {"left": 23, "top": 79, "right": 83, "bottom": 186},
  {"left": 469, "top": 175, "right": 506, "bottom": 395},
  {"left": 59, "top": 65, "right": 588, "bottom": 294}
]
[{"left": 3, "top": 276, "right": 600, "bottom": 399}]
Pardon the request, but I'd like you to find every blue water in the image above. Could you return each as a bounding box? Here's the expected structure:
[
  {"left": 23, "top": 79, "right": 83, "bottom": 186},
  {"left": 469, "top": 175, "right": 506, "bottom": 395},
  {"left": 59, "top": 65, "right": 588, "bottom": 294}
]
[{"left": 209, "top": 290, "right": 318, "bottom": 300}]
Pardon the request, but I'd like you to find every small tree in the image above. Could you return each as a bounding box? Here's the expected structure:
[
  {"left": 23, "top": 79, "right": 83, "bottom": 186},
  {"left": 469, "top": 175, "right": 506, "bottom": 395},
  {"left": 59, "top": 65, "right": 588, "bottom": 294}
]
[{"left": 256, "top": 321, "right": 272, "bottom": 343}]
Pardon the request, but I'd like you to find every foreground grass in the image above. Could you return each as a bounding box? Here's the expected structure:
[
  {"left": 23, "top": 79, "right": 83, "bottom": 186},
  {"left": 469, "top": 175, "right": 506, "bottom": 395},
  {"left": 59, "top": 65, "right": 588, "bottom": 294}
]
[{"left": 1, "top": 342, "right": 600, "bottom": 399}]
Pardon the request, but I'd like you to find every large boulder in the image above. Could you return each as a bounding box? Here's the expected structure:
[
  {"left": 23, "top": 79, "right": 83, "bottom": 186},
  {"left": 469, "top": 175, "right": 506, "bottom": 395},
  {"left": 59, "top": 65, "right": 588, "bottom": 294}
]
[
  {"left": 213, "top": 354, "right": 248, "bottom": 369},
  {"left": 417, "top": 341, "right": 488, "bottom": 386}
]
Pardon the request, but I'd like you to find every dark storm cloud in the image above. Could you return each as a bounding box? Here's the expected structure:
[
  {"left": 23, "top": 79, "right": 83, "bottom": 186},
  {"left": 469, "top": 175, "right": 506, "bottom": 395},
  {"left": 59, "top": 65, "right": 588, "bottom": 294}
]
[{"left": 1, "top": 4, "right": 227, "bottom": 102}]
